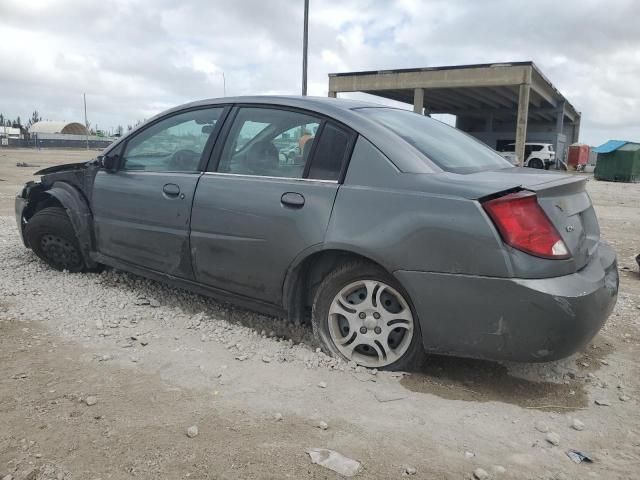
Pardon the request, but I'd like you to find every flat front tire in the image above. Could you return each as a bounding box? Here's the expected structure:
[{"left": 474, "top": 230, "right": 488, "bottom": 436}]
[
  {"left": 25, "top": 207, "right": 86, "bottom": 272},
  {"left": 312, "top": 262, "right": 425, "bottom": 371}
]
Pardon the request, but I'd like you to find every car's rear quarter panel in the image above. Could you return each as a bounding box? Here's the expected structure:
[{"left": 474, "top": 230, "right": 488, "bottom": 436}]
[{"left": 326, "top": 137, "right": 511, "bottom": 277}]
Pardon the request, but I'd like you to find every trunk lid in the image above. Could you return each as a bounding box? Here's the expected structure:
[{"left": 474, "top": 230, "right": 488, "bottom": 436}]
[
  {"left": 436, "top": 169, "right": 599, "bottom": 271},
  {"left": 527, "top": 175, "right": 599, "bottom": 271}
]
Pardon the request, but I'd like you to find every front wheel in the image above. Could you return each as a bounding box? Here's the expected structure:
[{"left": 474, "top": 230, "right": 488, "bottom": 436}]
[
  {"left": 312, "top": 262, "right": 425, "bottom": 370},
  {"left": 25, "top": 207, "right": 87, "bottom": 272}
]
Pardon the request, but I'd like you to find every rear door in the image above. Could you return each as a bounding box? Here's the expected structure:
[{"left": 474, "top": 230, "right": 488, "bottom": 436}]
[
  {"left": 92, "top": 107, "right": 226, "bottom": 278},
  {"left": 190, "top": 105, "right": 355, "bottom": 304}
]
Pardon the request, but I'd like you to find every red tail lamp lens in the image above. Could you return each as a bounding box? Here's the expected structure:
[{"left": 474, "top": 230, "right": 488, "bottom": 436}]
[{"left": 483, "top": 191, "right": 570, "bottom": 259}]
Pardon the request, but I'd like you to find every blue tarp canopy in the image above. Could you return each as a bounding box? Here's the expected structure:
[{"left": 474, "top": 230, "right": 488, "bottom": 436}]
[{"left": 592, "top": 140, "right": 628, "bottom": 154}]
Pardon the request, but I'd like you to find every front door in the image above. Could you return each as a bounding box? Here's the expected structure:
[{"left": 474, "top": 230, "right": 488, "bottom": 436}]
[
  {"left": 190, "top": 106, "right": 355, "bottom": 304},
  {"left": 92, "top": 107, "right": 225, "bottom": 278}
]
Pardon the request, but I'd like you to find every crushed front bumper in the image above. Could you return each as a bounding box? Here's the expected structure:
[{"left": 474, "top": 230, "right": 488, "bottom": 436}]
[{"left": 395, "top": 242, "right": 618, "bottom": 362}]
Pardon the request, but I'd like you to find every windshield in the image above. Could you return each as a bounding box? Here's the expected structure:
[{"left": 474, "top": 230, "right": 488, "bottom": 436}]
[{"left": 359, "top": 107, "right": 513, "bottom": 173}]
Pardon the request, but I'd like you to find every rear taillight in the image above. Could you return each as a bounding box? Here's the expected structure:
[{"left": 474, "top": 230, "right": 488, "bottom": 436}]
[{"left": 482, "top": 191, "right": 570, "bottom": 260}]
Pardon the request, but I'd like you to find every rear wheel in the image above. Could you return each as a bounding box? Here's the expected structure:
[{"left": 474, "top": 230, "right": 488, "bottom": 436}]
[
  {"left": 312, "top": 262, "right": 425, "bottom": 370},
  {"left": 529, "top": 158, "right": 544, "bottom": 169},
  {"left": 25, "top": 207, "right": 86, "bottom": 272}
]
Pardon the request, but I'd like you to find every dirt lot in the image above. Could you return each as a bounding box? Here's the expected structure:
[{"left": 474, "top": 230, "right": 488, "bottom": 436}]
[{"left": 1, "top": 148, "right": 639, "bottom": 479}]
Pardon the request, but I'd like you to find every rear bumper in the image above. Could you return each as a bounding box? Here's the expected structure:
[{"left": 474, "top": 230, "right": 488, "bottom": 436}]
[
  {"left": 15, "top": 194, "right": 28, "bottom": 247},
  {"left": 395, "top": 242, "right": 618, "bottom": 362}
]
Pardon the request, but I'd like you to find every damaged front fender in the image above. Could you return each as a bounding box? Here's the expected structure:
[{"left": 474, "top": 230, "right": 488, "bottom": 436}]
[{"left": 44, "top": 182, "right": 98, "bottom": 269}]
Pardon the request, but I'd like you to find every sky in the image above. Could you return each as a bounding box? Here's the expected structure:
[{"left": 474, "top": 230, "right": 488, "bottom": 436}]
[{"left": 0, "top": 0, "right": 638, "bottom": 145}]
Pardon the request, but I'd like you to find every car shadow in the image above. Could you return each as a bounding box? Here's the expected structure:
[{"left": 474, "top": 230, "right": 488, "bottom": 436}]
[{"left": 398, "top": 348, "right": 615, "bottom": 411}]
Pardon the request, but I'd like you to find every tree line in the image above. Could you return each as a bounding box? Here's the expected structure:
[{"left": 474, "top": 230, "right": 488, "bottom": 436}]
[{"left": 0, "top": 110, "right": 42, "bottom": 130}]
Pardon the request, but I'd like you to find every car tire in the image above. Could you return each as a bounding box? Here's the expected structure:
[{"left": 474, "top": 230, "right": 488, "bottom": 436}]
[
  {"left": 25, "top": 207, "right": 87, "bottom": 272},
  {"left": 311, "top": 261, "right": 425, "bottom": 371},
  {"left": 529, "top": 158, "right": 544, "bottom": 169}
]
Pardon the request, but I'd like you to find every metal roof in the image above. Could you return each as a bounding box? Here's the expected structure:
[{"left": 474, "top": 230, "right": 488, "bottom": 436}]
[
  {"left": 592, "top": 140, "right": 636, "bottom": 154},
  {"left": 328, "top": 61, "right": 579, "bottom": 124},
  {"left": 29, "top": 121, "right": 88, "bottom": 135}
]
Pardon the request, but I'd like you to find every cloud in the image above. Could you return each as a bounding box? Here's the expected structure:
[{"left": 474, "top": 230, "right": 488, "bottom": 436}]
[{"left": 0, "top": 0, "right": 638, "bottom": 144}]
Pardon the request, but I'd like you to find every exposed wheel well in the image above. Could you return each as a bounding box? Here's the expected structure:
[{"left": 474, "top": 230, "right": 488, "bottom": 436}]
[
  {"left": 284, "top": 249, "right": 389, "bottom": 325},
  {"left": 24, "top": 190, "right": 64, "bottom": 221}
]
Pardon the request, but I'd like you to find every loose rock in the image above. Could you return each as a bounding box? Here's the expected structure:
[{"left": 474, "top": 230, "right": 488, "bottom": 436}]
[
  {"left": 473, "top": 468, "right": 489, "bottom": 480},
  {"left": 595, "top": 399, "right": 611, "bottom": 406},
  {"left": 85, "top": 396, "right": 97, "bottom": 406},
  {"left": 404, "top": 465, "right": 417, "bottom": 475},
  {"left": 492, "top": 465, "right": 506, "bottom": 475},
  {"left": 318, "top": 381, "right": 327, "bottom": 389},
  {"left": 316, "top": 420, "right": 329, "bottom": 430},
  {"left": 186, "top": 425, "right": 199, "bottom": 438},
  {"left": 273, "top": 412, "right": 283, "bottom": 421},
  {"left": 534, "top": 421, "right": 550, "bottom": 433},
  {"left": 572, "top": 419, "right": 585, "bottom": 431},
  {"left": 546, "top": 432, "right": 560, "bottom": 446},
  {"left": 262, "top": 356, "right": 272, "bottom": 363},
  {"left": 619, "top": 394, "right": 631, "bottom": 402}
]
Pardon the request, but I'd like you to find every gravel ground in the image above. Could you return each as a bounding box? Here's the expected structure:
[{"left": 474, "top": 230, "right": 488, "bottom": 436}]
[{"left": 1, "top": 150, "right": 639, "bottom": 479}]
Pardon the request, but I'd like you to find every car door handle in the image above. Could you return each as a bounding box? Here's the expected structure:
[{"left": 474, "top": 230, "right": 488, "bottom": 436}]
[
  {"left": 162, "top": 183, "right": 181, "bottom": 198},
  {"left": 281, "top": 192, "right": 305, "bottom": 208}
]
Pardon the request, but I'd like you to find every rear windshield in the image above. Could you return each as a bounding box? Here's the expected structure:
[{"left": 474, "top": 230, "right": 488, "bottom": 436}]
[{"left": 359, "top": 107, "right": 513, "bottom": 173}]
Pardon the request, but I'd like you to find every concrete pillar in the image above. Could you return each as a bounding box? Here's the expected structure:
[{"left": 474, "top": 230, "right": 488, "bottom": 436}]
[
  {"left": 328, "top": 91, "right": 337, "bottom": 98},
  {"left": 572, "top": 116, "right": 581, "bottom": 144},
  {"left": 515, "top": 83, "right": 530, "bottom": 167},
  {"left": 485, "top": 114, "right": 494, "bottom": 132},
  {"left": 555, "top": 103, "right": 565, "bottom": 167},
  {"left": 413, "top": 88, "right": 424, "bottom": 114}
]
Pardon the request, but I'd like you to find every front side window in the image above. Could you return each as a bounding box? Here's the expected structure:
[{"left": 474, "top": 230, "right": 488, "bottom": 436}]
[
  {"left": 122, "top": 107, "right": 223, "bottom": 172},
  {"left": 217, "top": 107, "right": 320, "bottom": 178},
  {"left": 359, "top": 107, "right": 513, "bottom": 173}
]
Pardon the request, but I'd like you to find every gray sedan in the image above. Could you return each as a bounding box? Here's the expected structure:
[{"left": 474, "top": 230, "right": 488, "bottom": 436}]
[{"left": 15, "top": 96, "right": 618, "bottom": 370}]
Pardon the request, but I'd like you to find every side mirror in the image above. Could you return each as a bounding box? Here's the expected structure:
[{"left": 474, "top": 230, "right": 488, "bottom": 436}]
[{"left": 100, "top": 154, "right": 119, "bottom": 173}]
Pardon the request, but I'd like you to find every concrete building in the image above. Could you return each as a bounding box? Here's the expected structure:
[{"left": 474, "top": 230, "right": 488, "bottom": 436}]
[
  {"left": 0, "top": 126, "right": 23, "bottom": 139},
  {"left": 328, "top": 61, "right": 580, "bottom": 165}
]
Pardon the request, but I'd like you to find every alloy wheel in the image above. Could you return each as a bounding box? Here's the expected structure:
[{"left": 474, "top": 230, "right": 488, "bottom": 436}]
[{"left": 327, "top": 279, "right": 414, "bottom": 368}]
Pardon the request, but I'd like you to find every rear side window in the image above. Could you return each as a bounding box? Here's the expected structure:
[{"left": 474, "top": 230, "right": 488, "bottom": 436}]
[
  {"left": 308, "top": 123, "right": 352, "bottom": 181},
  {"left": 216, "top": 107, "right": 320, "bottom": 179},
  {"left": 359, "top": 107, "right": 513, "bottom": 174}
]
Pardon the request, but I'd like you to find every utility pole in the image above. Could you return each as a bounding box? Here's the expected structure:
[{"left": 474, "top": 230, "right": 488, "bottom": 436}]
[
  {"left": 83, "top": 93, "right": 89, "bottom": 150},
  {"left": 301, "top": 0, "right": 309, "bottom": 96},
  {"left": 222, "top": 72, "right": 226, "bottom": 97}
]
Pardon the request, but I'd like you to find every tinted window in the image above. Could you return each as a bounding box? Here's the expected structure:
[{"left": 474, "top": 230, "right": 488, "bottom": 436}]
[
  {"left": 123, "top": 108, "right": 223, "bottom": 172},
  {"left": 217, "top": 107, "right": 320, "bottom": 178},
  {"left": 360, "top": 108, "right": 513, "bottom": 173},
  {"left": 308, "top": 123, "right": 351, "bottom": 180}
]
